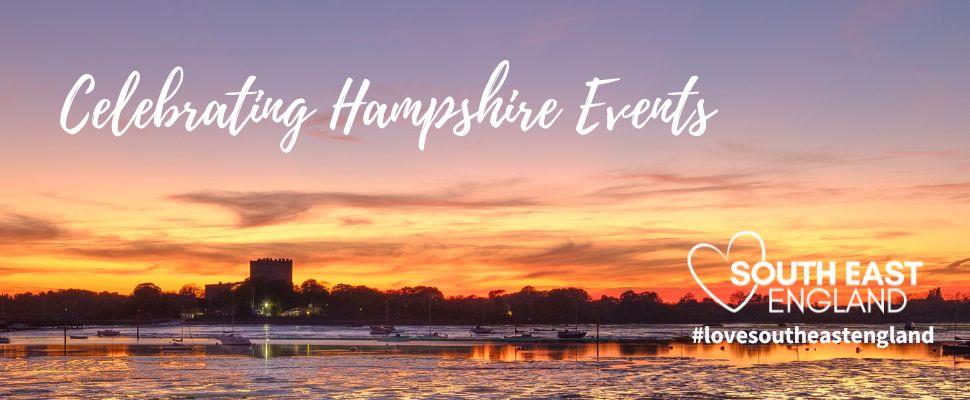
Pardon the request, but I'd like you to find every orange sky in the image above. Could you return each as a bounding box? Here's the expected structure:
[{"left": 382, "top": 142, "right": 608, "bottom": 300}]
[
  {"left": 0, "top": 2, "right": 968, "bottom": 300},
  {"left": 1, "top": 156, "right": 967, "bottom": 300}
]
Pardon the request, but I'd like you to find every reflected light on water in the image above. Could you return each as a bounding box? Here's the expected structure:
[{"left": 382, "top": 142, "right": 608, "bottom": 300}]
[{"left": 3, "top": 341, "right": 966, "bottom": 368}]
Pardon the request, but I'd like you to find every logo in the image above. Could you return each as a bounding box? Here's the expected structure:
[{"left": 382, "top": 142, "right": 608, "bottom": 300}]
[
  {"left": 687, "top": 231, "right": 765, "bottom": 313},
  {"left": 688, "top": 231, "right": 922, "bottom": 314}
]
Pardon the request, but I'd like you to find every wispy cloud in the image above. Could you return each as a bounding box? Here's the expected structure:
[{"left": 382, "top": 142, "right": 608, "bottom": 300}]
[
  {"left": 0, "top": 212, "right": 64, "bottom": 241},
  {"left": 170, "top": 189, "right": 541, "bottom": 227},
  {"left": 339, "top": 217, "right": 373, "bottom": 226}
]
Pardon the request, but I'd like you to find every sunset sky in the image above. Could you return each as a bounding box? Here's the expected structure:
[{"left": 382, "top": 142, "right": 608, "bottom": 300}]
[{"left": 1, "top": 1, "right": 968, "bottom": 300}]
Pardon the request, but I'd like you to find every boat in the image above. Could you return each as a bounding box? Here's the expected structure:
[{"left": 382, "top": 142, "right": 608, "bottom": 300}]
[
  {"left": 381, "top": 333, "right": 411, "bottom": 342},
  {"left": 470, "top": 325, "right": 494, "bottom": 334},
  {"left": 471, "top": 303, "right": 494, "bottom": 335},
  {"left": 0, "top": 337, "right": 10, "bottom": 344},
  {"left": 370, "top": 299, "right": 396, "bottom": 335},
  {"left": 557, "top": 302, "right": 588, "bottom": 340},
  {"left": 503, "top": 333, "right": 537, "bottom": 342},
  {"left": 941, "top": 341, "right": 970, "bottom": 354},
  {"left": 97, "top": 329, "right": 121, "bottom": 337},
  {"left": 69, "top": 335, "right": 88, "bottom": 339},
  {"left": 369, "top": 325, "right": 397, "bottom": 335},
  {"left": 171, "top": 313, "right": 194, "bottom": 344},
  {"left": 11, "top": 323, "right": 28, "bottom": 331},
  {"left": 217, "top": 334, "right": 252, "bottom": 346},
  {"left": 415, "top": 332, "right": 447, "bottom": 340},
  {"left": 557, "top": 330, "right": 588, "bottom": 339},
  {"left": 421, "top": 296, "right": 444, "bottom": 339},
  {"left": 161, "top": 342, "right": 194, "bottom": 351}
]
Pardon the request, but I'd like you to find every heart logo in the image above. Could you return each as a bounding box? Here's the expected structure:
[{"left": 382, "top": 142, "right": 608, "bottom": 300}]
[{"left": 687, "top": 230, "right": 766, "bottom": 313}]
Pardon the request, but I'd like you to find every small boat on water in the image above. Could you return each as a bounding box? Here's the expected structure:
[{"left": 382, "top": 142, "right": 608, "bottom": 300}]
[
  {"left": 503, "top": 333, "right": 536, "bottom": 342},
  {"left": 941, "top": 341, "right": 970, "bottom": 354},
  {"left": 370, "top": 325, "right": 397, "bottom": 335},
  {"left": 558, "top": 302, "right": 588, "bottom": 339},
  {"left": 382, "top": 333, "right": 411, "bottom": 342},
  {"left": 69, "top": 335, "right": 88, "bottom": 339},
  {"left": 97, "top": 329, "right": 121, "bottom": 337},
  {"left": 557, "top": 330, "right": 587, "bottom": 339},
  {"left": 161, "top": 342, "right": 194, "bottom": 351},
  {"left": 415, "top": 332, "right": 447, "bottom": 340},
  {"left": 470, "top": 326, "right": 494, "bottom": 334},
  {"left": 217, "top": 334, "right": 251, "bottom": 346},
  {"left": 370, "top": 299, "right": 398, "bottom": 335},
  {"left": 0, "top": 337, "right": 10, "bottom": 344}
]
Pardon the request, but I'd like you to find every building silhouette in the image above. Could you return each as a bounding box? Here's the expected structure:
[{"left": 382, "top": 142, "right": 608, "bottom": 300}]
[
  {"left": 204, "top": 282, "right": 234, "bottom": 315},
  {"left": 250, "top": 258, "right": 293, "bottom": 285}
]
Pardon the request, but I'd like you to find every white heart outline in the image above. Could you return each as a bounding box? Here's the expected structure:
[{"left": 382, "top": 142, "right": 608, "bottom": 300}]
[{"left": 687, "top": 230, "right": 766, "bottom": 313}]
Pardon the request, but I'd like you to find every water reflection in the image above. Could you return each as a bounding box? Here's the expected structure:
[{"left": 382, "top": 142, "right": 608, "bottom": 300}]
[{"left": 2, "top": 341, "right": 967, "bottom": 368}]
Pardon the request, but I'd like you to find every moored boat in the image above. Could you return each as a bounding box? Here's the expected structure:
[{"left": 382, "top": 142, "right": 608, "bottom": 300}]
[
  {"left": 415, "top": 332, "right": 447, "bottom": 340},
  {"left": 217, "top": 334, "right": 252, "bottom": 346},
  {"left": 0, "top": 336, "right": 10, "bottom": 344},
  {"left": 557, "top": 330, "right": 587, "bottom": 339},
  {"left": 470, "top": 326, "right": 494, "bottom": 334},
  {"left": 382, "top": 333, "right": 411, "bottom": 342},
  {"left": 941, "top": 342, "right": 970, "bottom": 354},
  {"left": 97, "top": 329, "right": 121, "bottom": 337},
  {"left": 161, "top": 342, "right": 194, "bottom": 351},
  {"left": 558, "top": 302, "right": 587, "bottom": 339},
  {"left": 370, "top": 325, "right": 397, "bottom": 335},
  {"left": 503, "top": 333, "right": 536, "bottom": 342}
]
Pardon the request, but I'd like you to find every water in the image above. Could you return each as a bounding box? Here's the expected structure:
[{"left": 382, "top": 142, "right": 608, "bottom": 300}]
[
  {"left": 2, "top": 324, "right": 968, "bottom": 398},
  {"left": 6, "top": 322, "right": 969, "bottom": 341},
  {"left": 1, "top": 348, "right": 967, "bottom": 398}
]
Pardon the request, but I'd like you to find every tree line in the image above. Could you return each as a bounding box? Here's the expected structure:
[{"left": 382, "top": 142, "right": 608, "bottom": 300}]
[{"left": 1, "top": 279, "right": 968, "bottom": 326}]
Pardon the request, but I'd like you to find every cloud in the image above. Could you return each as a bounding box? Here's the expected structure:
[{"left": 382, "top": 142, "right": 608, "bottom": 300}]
[
  {"left": 304, "top": 111, "right": 362, "bottom": 142},
  {"left": 0, "top": 212, "right": 64, "bottom": 241},
  {"left": 170, "top": 189, "right": 541, "bottom": 227},
  {"left": 938, "top": 258, "right": 970, "bottom": 273},
  {"left": 61, "top": 237, "right": 408, "bottom": 276},
  {"left": 585, "top": 170, "right": 770, "bottom": 204},
  {"left": 339, "top": 217, "right": 372, "bottom": 226},
  {"left": 907, "top": 181, "right": 970, "bottom": 201},
  {"left": 505, "top": 239, "right": 688, "bottom": 269},
  {"left": 819, "top": 230, "right": 915, "bottom": 241},
  {"left": 39, "top": 192, "right": 129, "bottom": 210}
]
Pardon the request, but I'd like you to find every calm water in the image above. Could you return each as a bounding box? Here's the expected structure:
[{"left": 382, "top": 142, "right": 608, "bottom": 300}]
[
  {"left": 5, "top": 322, "right": 969, "bottom": 341},
  {"left": 2, "top": 324, "right": 968, "bottom": 398}
]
